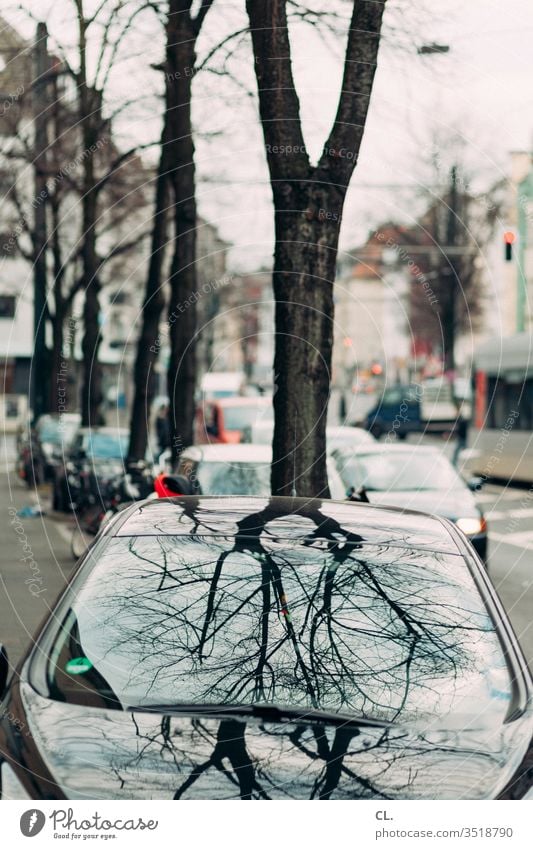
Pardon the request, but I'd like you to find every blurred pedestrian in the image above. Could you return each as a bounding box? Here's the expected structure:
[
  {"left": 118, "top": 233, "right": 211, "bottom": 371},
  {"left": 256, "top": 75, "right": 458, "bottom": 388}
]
[
  {"left": 452, "top": 403, "right": 468, "bottom": 467},
  {"left": 155, "top": 403, "right": 170, "bottom": 454}
]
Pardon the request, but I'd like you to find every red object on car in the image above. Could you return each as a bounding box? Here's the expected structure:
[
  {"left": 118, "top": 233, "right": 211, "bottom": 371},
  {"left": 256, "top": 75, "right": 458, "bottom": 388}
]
[{"left": 153, "top": 473, "right": 192, "bottom": 498}]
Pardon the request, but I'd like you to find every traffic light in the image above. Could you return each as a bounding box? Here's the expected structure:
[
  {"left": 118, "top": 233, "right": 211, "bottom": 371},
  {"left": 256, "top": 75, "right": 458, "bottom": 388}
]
[{"left": 504, "top": 231, "right": 515, "bottom": 261}]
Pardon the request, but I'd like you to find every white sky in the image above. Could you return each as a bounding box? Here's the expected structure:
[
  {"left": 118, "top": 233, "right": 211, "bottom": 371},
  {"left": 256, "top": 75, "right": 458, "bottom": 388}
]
[{"left": 4, "top": 0, "right": 533, "bottom": 270}]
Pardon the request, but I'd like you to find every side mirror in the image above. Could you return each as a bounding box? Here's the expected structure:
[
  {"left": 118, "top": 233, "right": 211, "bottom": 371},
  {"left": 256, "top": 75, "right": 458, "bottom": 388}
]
[
  {"left": 0, "top": 645, "right": 9, "bottom": 699},
  {"left": 162, "top": 475, "right": 193, "bottom": 496},
  {"left": 467, "top": 476, "right": 484, "bottom": 492}
]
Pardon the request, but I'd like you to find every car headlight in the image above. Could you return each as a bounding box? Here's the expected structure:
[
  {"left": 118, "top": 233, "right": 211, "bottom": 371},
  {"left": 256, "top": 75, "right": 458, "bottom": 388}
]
[
  {"left": 1, "top": 763, "right": 32, "bottom": 799},
  {"left": 456, "top": 517, "right": 486, "bottom": 536}
]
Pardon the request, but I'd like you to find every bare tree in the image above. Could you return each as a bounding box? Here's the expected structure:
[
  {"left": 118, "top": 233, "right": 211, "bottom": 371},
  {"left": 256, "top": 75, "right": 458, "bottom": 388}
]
[
  {"left": 0, "top": 11, "right": 152, "bottom": 419},
  {"left": 165, "top": 0, "right": 215, "bottom": 465},
  {"left": 408, "top": 164, "right": 501, "bottom": 373},
  {"left": 127, "top": 0, "right": 216, "bottom": 464},
  {"left": 246, "top": 0, "right": 387, "bottom": 496}
]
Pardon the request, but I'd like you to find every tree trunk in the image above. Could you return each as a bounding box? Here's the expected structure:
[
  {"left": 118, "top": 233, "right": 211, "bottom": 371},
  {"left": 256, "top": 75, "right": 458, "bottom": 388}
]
[
  {"left": 76, "top": 6, "right": 103, "bottom": 427},
  {"left": 32, "top": 22, "right": 51, "bottom": 421},
  {"left": 247, "top": 0, "right": 387, "bottom": 496},
  {"left": 271, "top": 192, "right": 342, "bottom": 496},
  {"left": 49, "top": 302, "right": 66, "bottom": 413},
  {"left": 165, "top": 9, "right": 198, "bottom": 464},
  {"left": 443, "top": 166, "right": 459, "bottom": 375},
  {"left": 128, "top": 119, "right": 170, "bottom": 461}
]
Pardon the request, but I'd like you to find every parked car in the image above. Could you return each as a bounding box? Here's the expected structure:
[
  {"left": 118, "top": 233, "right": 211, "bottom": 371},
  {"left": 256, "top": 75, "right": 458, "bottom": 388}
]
[
  {"left": 158, "top": 443, "right": 346, "bottom": 500},
  {"left": 1, "top": 495, "right": 531, "bottom": 800},
  {"left": 363, "top": 379, "right": 457, "bottom": 439},
  {"left": 242, "top": 420, "right": 375, "bottom": 451},
  {"left": 195, "top": 397, "right": 273, "bottom": 444},
  {"left": 200, "top": 371, "right": 246, "bottom": 399},
  {"left": 333, "top": 444, "right": 488, "bottom": 560},
  {"left": 51, "top": 427, "right": 130, "bottom": 512},
  {"left": 16, "top": 413, "right": 81, "bottom": 486}
]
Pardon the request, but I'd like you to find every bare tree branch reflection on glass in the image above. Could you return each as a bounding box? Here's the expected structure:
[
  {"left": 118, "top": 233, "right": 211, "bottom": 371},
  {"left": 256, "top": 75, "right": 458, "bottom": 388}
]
[{"left": 39, "top": 499, "right": 512, "bottom": 798}]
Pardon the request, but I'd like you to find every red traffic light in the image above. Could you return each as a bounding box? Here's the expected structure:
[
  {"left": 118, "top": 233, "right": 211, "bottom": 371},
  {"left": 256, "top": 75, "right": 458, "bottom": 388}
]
[{"left": 504, "top": 231, "right": 515, "bottom": 261}]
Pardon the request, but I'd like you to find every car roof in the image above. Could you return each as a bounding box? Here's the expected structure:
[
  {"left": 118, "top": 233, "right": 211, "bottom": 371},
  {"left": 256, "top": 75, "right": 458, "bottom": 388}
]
[
  {"left": 109, "top": 495, "right": 461, "bottom": 555},
  {"left": 77, "top": 427, "right": 129, "bottom": 436},
  {"left": 335, "top": 443, "right": 445, "bottom": 456},
  {"left": 327, "top": 425, "right": 373, "bottom": 437},
  {"left": 181, "top": 443, "right": 272, "bottom": 462},
  {"left": 211, "top": 396, "right": 272, "bottom": 408}
]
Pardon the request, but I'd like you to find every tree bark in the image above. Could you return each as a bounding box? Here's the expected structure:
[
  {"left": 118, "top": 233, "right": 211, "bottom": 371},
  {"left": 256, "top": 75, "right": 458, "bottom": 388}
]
[
  {"left": 246, "top": 0, "right": 387, "bottom": 496},
  {"left": 128, "top": 118, "right": 171, "bottom": 461},
  {"left": 165, "top": 2, "right": 206, "bottom": 464},
  {"left": 76, "top": 2, "right": 104, "bottom": 427}
]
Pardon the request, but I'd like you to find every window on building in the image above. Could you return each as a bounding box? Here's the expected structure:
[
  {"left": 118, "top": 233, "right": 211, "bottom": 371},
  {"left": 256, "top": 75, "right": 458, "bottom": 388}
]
[{"left": 0, "top": 295, "right": 16, "bottom": 318}]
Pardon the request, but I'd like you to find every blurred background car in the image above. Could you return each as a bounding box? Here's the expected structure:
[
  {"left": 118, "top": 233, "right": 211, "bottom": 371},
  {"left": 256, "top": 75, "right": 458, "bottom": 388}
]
[
  {"left": 195, "top": 396, "right": 273, "bottom": 444},
  {"left": 333, "top": 444, "right": 488, "bottom": 560},
  {"left": 160, "top": 443, "right": 346, "bottom": 499},
  {"left": 242, "top": 419, "right": 375, "bottom": 451},
  {"left": 51, "top": 426, "right": 129, "bottom": 512},
  {"left": 16, "top": 413, "right": 81, "bottom": 486},
  {"left": 362, "top": 379, "right": 458, "bottom": 439}
]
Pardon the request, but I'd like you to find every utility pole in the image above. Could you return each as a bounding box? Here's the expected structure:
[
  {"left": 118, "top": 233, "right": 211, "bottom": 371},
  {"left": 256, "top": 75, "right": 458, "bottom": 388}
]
[
  {"left": 443, "top": 165, "right": 459, "bottom": 376},
  {"left": 31, "top": 22, "right": 50, "bottom": 422}
]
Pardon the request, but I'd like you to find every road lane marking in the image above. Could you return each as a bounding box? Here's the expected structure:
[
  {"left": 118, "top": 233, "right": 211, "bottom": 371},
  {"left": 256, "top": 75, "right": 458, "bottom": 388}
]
[
  {"left": 486, "top": 507, "right": 533, "bottom": 521},
  {"left": 490, "top": 531, "right": 533, "bottom": 550},
  {"left": 476, "top": 493, "right": 528, "bottom": 504}
]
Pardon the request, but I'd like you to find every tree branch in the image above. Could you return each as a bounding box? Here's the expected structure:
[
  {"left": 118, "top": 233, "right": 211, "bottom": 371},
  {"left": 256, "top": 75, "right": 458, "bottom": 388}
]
[
  {"left": 246, "top": 0, "right": 310, "bottom": 182},
  {"left": 317, "top": 0, "right": 387, "bottom": 185}
]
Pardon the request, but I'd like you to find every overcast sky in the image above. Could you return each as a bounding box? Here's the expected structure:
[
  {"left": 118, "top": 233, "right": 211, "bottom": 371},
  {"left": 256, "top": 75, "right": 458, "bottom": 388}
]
[{"left": 4, "top": 0, "right": 533, "bottom": 270}]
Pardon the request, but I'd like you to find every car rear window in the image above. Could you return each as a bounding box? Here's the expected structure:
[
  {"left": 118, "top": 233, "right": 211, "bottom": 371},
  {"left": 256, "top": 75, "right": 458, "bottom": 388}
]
[{"left": 42, "top": 534, "right": 511, "bottom": 726}]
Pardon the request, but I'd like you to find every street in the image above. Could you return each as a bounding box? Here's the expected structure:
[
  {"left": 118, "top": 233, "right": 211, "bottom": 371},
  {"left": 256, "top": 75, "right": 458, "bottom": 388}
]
[{"left": 483, "top": 484, "right": 533, "bottom": 669}]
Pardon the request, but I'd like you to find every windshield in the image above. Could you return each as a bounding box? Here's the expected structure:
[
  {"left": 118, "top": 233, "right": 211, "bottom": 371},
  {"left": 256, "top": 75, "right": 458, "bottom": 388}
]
[
  {"left": 223, "top": 404, "right": 273, "bottom": 431},
  {"left": 199, "top": 460, "right": 271, "bottom": 495},
  {"left": 82, "top": 432, "right": 128, "bottom": 460},
  {"left": 37, "top": 418, "right": 78, "bottom": 445},
  {"left": 43, "top": 533, "right": 511, "bottom": 725},
  {"left": 337, "top": 451, "right": 465, "bottom": 492},
  {"left": 327, "top": 430, "right": 374, "bottom": 451}
]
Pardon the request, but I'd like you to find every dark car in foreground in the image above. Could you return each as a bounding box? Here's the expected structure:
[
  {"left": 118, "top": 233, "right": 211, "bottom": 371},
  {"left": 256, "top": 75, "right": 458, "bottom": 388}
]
[
  {"left": 1, "top": 496, "right": 531, "bottom": 800},
  {"left": 333, "top": 444, "right": 488, "bottom": 561}
]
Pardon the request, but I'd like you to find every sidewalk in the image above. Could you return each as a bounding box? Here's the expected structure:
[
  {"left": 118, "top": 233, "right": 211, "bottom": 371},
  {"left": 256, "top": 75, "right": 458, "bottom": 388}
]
[{"left": 0, "top": 467, "right": 74, "bottom": 669}]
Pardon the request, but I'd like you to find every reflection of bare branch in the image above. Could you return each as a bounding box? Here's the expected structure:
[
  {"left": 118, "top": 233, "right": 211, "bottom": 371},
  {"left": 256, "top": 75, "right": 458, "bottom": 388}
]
[
  {"left": 48, "top": 500, "right": 506, "bottom": 798},
  {"left": 174, "top": 720, "right": 270, "bottom": 800}
]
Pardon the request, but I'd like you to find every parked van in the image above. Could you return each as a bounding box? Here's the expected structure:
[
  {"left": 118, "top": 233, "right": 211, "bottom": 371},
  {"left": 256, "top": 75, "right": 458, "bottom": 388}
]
[{"left": 363, "top": 379, "right": 457, "bottom": 439}]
